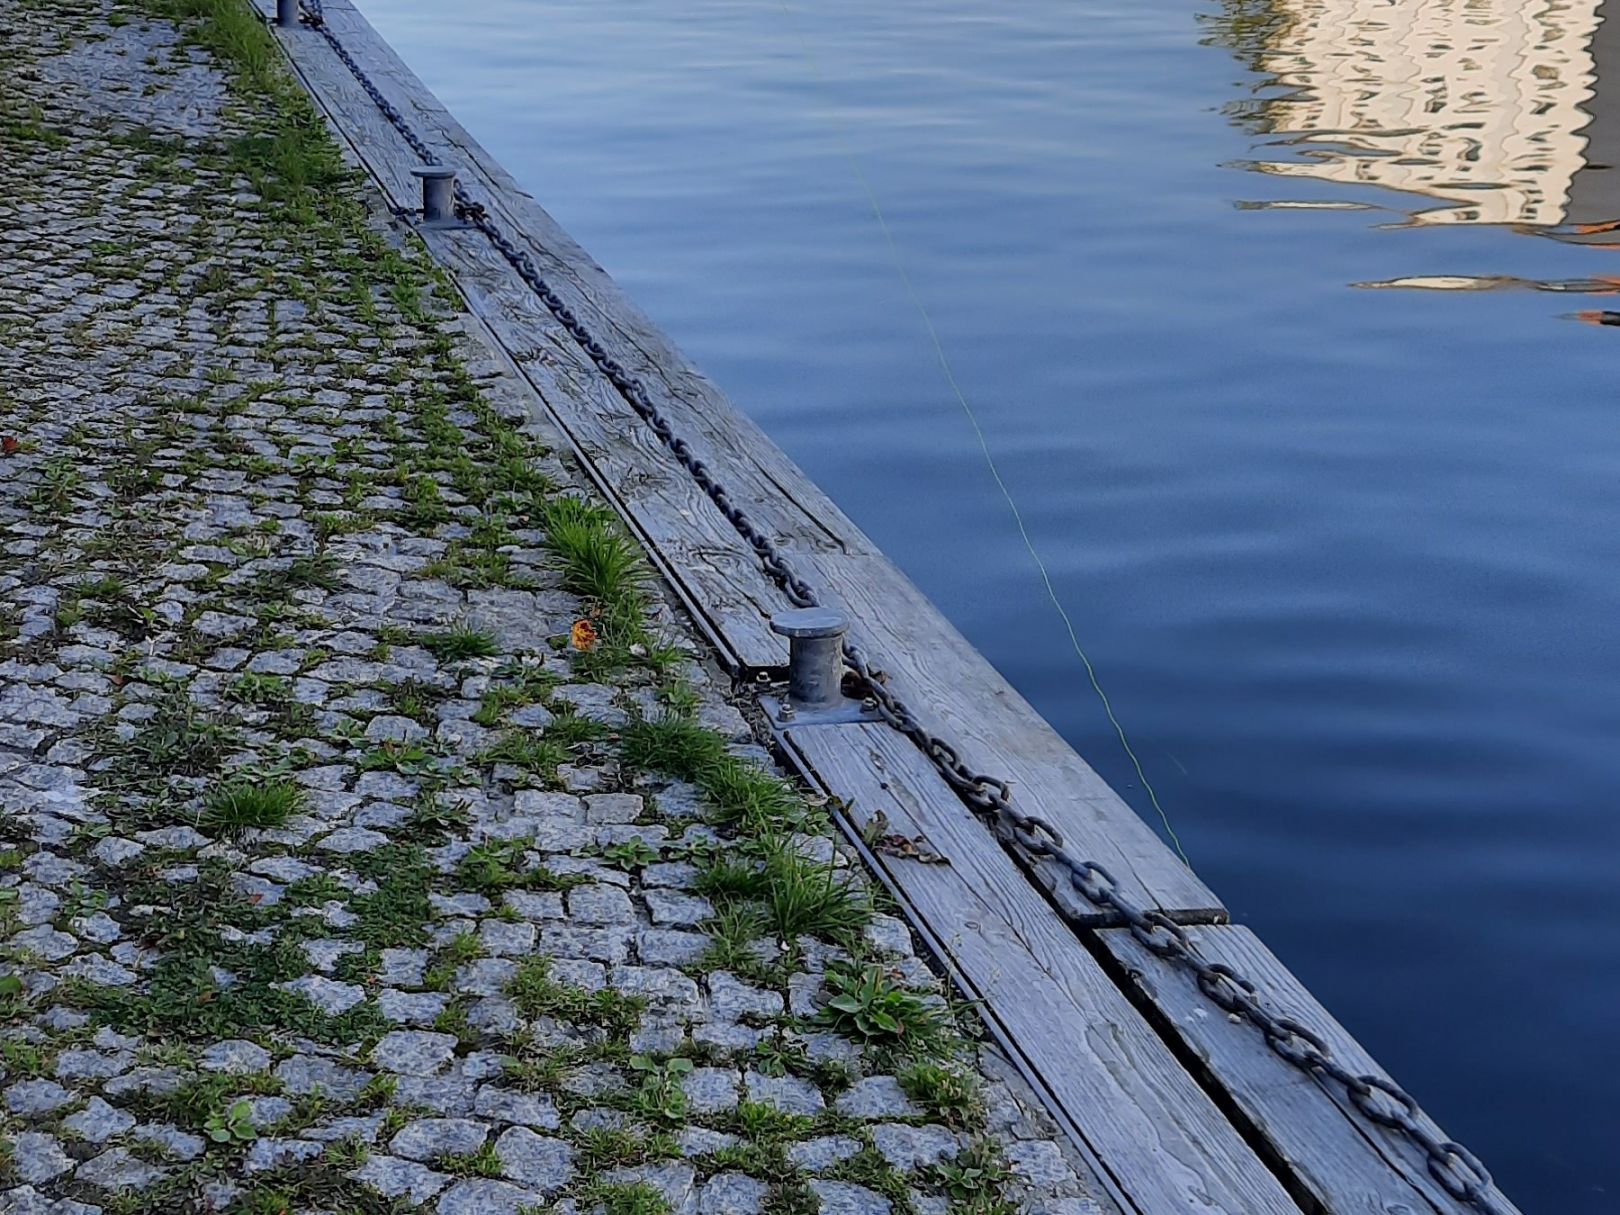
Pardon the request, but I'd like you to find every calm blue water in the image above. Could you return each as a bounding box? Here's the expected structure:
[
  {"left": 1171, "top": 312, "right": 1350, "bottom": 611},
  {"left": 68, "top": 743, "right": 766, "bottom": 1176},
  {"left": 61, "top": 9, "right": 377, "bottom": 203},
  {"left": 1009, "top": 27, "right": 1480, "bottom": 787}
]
[{"left": 360, "top": 1, "right": 1618, "bottom": 1207}]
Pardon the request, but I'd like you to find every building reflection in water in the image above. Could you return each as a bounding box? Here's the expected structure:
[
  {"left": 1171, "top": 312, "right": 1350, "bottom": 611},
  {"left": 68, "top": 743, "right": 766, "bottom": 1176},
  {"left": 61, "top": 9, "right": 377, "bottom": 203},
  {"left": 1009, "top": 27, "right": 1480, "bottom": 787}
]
[{"left": 1206, "top": 0, "right": 1620, "bottom": 293}]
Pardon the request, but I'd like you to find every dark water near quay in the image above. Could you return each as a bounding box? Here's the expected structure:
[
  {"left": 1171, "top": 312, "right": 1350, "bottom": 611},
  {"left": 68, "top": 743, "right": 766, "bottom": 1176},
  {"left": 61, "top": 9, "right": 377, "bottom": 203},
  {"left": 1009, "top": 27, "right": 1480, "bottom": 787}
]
[{"left": 360, "top": 1, "right": 1620, "bottom": 1207}]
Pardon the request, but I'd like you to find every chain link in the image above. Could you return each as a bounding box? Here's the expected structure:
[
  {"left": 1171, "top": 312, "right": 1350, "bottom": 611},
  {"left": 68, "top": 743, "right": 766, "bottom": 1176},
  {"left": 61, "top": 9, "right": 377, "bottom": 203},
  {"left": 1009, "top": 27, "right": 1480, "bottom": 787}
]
[{"left": 290, "top": 7, "right": 1508, "bottom": 1208}]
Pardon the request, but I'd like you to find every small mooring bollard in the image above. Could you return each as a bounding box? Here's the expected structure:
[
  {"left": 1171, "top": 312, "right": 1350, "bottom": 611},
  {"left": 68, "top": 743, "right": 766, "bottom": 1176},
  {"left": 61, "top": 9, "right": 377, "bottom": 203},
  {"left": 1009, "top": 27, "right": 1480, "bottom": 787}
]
[
  {"left": 275, "top": 0, "right": 297, "bottom": 27},
  {"left": 410, "top": 165, "right": 459, "bottom": 228},
  {"left": 770, "top": 608, "right": 849, "bottom": 714}
]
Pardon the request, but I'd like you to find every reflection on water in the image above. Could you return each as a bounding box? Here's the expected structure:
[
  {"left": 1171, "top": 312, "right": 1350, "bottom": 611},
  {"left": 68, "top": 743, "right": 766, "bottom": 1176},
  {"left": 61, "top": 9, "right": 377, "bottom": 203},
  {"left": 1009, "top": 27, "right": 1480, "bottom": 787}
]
[
  {"left": 1356, "top": 271, "right": 1620, "bottom": 290},
  {"left": 1209, "top": 0, "right": 1620, "bottom": 250}
]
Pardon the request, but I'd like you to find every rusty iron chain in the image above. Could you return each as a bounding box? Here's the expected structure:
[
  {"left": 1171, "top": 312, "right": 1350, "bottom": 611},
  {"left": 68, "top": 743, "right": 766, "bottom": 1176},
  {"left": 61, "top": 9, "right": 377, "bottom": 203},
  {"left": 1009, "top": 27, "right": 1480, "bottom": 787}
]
[{"left": 291, "top": 5, "right": 1508, "bottom": 1208}]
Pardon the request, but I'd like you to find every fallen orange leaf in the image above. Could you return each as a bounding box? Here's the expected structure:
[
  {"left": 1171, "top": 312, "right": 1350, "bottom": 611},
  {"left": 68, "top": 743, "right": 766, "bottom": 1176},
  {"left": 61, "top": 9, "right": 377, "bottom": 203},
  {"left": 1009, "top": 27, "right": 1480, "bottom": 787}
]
[
  {"left": 570, "top": 619, "right": 598, "bottom": 651},
  {"left": 0, "top": 436, "right": 18, "bottom": 455}
]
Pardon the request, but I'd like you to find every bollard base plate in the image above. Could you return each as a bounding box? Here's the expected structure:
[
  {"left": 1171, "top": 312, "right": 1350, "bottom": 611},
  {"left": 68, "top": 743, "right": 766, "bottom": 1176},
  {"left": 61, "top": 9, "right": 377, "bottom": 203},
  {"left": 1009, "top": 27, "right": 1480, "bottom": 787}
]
[{"left": 760, "top": 694, "right": 880, "bottom": 729}]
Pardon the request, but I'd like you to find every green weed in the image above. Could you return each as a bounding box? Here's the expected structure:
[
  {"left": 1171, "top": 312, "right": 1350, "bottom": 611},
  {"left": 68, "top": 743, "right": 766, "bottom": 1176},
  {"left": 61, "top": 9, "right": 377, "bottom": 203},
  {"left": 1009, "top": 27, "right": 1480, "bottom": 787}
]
[
  {"left": 899, "top": 1060, "right": 982, "bottom": 1125},
  {"left": 585, "top": 1181, "right": 672, "bottom": 1215},
  {"left": 699, "top": 905, "right": 770, "bottom": 977},
  {"left": 475, "top": 731, "right": 567, "bottom": 778},
  {"left": 420, "top": 624, "right": 500, "bottom": 662},
  {"left": 436, "top": 1142, "right": 502, "bottom": 1178},
  {"left": 817, "top": 963, "right": 947, "bottom": 1051},
  {"left": 204, "top": 1099, "right": 258, "bottom": 1144},
  {"left": 570, "top": 1126, "right": 669, "bottom": 1173},
  {"left": 227, "top": 672, "right": 291, "bottom": 706},
  {"left": 199, "top": 778, "right": 303, "bottom": 834},
  {"left": 761, "top": 840, "right": 870, "bottom": 946},
  {"left": 601, "top": 838, "right": 660, "bottom": 870},
  {"left": 108, "top": 690, "right": 235, "bottom": 785},
  {"left": 423, "top": 932, "right": 481, "bottom": 992},
  {"left": 506, "top": 957, "right": 644, "bottom": 1036},
  {"left": 628, "top": 1054, "right": 693, "bottom": 1124},
  {"left": 455, "top": 840, "right": 580, "bottom": 895},
  {"left": 351, "top": 846, "right": 433, "bottom": 949},
  {"left": 501, "top": 1035, "right": 582, "bottom": 1093},
  {"left": 469, "top": 668, "right": 555, "bottom": 726},
  {"left": 928, "top": 1141, "right": 1016, "bottom": 1213}
]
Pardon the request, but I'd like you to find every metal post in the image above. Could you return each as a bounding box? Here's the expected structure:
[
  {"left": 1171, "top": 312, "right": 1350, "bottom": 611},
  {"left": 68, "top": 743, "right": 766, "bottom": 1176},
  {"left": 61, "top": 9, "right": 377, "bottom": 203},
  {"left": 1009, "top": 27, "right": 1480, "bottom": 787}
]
[
  {"left": 410, "top": 166, "right": 458, "bottom": 227},
  {"left": 275, "top": 0, "right": 298, "bottom": 28},
  {"left": 770, "top": 608, "right": 848, "bottom": 712}
]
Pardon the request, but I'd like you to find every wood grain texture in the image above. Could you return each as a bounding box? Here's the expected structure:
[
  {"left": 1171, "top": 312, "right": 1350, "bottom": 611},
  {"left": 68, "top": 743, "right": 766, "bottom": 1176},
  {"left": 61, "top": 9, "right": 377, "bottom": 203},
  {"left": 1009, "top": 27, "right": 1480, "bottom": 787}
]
[
  {"left": 787, "top": 723, "right": 1299, "bottom": 1215},
  {"left": 1098, "top": 925, "right": 1524, "bottom": 1215},
  {"left": 261, "top": 0, "right": 1221, "bottom": 919}
]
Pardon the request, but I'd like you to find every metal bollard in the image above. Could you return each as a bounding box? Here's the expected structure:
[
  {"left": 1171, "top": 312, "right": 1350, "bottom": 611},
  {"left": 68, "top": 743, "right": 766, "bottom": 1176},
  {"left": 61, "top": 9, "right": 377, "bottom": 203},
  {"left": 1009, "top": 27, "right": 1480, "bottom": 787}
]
[
  {"left": 770, "top": 608, "right": 849, "bottom": 713},
  {"left": 275, "top": 0, "right": 298, "bottom": 27},
  {"left": 410, "top": 166, "right": 459, "bottom": 228}
]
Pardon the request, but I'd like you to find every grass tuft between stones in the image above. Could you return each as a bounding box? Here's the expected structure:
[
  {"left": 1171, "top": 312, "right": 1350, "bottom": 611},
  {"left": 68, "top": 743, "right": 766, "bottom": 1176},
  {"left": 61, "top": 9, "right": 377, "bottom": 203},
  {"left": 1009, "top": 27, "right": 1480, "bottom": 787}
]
[{"left": 199, "top": 777, "right": 303, "bottom": 834}]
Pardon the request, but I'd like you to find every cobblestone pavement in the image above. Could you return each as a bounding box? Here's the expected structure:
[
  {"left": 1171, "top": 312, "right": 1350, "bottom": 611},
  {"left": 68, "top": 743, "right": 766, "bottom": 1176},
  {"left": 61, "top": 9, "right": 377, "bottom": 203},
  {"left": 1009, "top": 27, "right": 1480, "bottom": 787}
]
[{"left": 0, "top": 1, "right": 1119, "bottom": 1213}]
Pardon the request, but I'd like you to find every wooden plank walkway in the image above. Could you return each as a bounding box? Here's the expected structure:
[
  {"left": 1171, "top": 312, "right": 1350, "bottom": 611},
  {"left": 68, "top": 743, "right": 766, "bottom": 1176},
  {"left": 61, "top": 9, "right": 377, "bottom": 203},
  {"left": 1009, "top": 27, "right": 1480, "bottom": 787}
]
[{"left": 261, "top": 6, "right": 1527, "bottom": 1213}]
